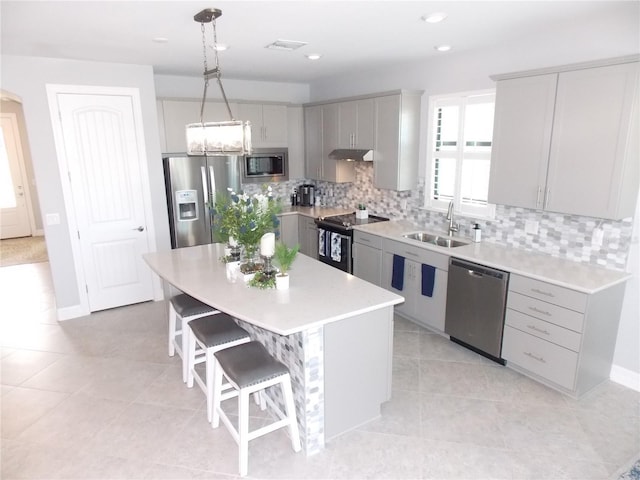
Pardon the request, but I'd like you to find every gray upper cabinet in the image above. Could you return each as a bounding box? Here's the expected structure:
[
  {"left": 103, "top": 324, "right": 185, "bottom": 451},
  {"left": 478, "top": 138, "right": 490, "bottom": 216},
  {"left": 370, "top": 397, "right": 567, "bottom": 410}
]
[
  {"left": 159, "top": 99, "right": 236, "bottom": 153},
  {"left": 338, "top": 99, "right": 374, "bottom": 149},
  {"left": 304, "top": 105, "right": 323, "bottom": 181},
  {"left": 488, "top": 74, "right": 557, "bottom": 210},
  {"left": 304, "top": 90, "right": 421, "bottom": 188},
  {"left": 373, "top": 92, "right": 422, "bottom": 191},
  {"left": 488, "top": 59, "right": 639, "bottom": 220},
  {"left": 304, "top": 104, "right": 356, "bottom": 183},
  {"left": 237, "top": 103, "right": 288, "bottom": 148}
]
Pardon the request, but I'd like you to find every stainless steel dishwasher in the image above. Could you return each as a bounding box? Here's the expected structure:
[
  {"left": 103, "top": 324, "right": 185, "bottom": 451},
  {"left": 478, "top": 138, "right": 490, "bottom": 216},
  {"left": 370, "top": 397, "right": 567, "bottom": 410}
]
[{"left": 444, "top": 258, "right": 509, "bottom": 364}]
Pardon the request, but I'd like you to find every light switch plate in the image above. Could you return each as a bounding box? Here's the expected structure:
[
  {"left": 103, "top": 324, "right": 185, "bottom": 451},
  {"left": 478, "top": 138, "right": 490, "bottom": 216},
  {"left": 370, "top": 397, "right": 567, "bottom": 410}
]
[
  {"left": 45, "top": 213, "right": 60, "bottom": 225},
  {"left": 524, "top": 220, "right": 539, "bottom": 235}
]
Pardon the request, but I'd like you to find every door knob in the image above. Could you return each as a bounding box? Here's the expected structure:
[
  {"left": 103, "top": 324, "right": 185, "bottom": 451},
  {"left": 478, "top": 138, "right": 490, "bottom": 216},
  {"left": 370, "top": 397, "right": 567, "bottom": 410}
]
[{"left": 133, "top": 226, "right": 145, "bottom": 232}]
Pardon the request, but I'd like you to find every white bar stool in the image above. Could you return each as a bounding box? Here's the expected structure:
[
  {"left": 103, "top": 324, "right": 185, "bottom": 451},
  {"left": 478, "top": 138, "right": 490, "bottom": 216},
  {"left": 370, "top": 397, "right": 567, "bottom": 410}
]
[
  {"left": 186, "top": 313, "right": 251, "bottom": 422},
  {"left": 212, "top": 341, "right": 301, "bottom": 477},
  {"left": 168, "top": 293, "right": 219, "bottom": 382}
]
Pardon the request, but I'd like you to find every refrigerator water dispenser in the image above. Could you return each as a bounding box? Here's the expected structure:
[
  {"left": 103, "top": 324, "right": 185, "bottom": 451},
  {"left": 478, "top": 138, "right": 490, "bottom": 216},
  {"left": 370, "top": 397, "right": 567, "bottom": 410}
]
[{"left": 176, "top": 190, "right": 198, "bottom": 221}]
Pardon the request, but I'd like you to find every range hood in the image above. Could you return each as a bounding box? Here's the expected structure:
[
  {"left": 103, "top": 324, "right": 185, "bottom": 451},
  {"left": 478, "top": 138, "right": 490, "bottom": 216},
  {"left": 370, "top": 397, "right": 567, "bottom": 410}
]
[{"left": 328, "top": 149, "right": 373, "bottom": 161}]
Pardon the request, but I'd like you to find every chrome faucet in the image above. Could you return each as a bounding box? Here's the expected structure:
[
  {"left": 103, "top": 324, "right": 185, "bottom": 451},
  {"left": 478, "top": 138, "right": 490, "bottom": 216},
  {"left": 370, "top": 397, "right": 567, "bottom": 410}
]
[{"left": 446, "top": 201, "right": 459, "bottom": 236}]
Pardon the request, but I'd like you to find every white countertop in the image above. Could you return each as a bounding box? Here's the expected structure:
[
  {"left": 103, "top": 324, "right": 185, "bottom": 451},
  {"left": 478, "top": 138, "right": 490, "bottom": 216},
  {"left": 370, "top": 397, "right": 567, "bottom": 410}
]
[
  {"left": 144, "top": 243, "right": 404, "bottom": 336},
  {"left": 356, "top": 220, "right": 630, "bottom": 294},
  {"left": 279, "top": 205, "right": 353, "bottom": 218}
]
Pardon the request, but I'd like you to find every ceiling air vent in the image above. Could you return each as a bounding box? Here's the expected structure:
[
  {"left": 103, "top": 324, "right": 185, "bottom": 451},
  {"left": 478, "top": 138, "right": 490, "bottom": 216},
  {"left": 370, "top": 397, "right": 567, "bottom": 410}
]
[{"left": 265, "top": 39, "right": 308, "bottom": 51}]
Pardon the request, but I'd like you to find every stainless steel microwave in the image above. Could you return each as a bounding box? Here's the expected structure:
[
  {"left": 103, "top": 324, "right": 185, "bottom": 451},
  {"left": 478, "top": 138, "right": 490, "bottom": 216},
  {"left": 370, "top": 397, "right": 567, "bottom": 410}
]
[{"left": 242, "top": 148, "right": 288, "bottom": 183}]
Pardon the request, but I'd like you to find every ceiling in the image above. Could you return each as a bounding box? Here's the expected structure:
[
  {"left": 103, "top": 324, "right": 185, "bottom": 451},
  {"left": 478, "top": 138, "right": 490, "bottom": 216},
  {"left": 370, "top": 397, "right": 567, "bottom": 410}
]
[{"left": 1, "top": 1, "right": 638, "bottom": 83}]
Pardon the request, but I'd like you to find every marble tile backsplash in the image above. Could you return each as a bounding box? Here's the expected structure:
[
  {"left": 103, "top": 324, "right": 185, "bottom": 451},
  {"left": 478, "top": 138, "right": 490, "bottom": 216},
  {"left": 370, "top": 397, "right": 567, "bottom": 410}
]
[{"left": 243, "top": 163, "right": 633, "bottom": 271}]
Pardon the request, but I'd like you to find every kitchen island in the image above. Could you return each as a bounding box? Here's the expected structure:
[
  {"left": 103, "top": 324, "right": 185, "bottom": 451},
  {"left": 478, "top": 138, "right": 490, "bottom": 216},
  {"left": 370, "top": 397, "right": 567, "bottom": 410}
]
[{"left": 143, "top": 244, "right": 404, "bottom": 455}]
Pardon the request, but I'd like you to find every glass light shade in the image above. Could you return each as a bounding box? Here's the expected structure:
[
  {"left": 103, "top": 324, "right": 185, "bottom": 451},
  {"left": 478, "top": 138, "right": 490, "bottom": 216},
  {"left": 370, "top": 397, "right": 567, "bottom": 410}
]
[{"left": 186, "top": 120, "right": 252, "bottom": 156}]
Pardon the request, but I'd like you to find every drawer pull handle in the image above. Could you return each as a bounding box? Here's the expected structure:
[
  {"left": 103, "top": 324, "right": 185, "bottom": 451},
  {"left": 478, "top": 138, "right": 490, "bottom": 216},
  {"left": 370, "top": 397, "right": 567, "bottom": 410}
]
[
  {"left": 404, "top": 251, "right": 419, "bottom": 258},
  {"left": 359, "top": 238, "right": 371, "bottom": 243},
  {"left": 531, "top": 288, "right": 554, "bottom": 298},
  {"left": 529, "top": 306, "right": 551, "bottom": 316},
  {"left": 524, "top": 351, "right": 546, "bottom": 363},
  {"left": 527, "top": 324, "right": 550, "bottom": 335}
]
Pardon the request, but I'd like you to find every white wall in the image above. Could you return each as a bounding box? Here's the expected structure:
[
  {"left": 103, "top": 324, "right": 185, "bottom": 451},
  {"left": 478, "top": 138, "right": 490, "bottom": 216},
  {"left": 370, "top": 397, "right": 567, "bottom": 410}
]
[
  {"left": 1, "top": 55, "right": 170, "bottom": 311},
  {"left": 612, "top": 193, "right": 640, "bottom": 388},
  {"left": 307, "top": 8, "right": 640, "bottom": 384},
  {"left": 155, "top": 74, "right": 310, "bottom": 104}
]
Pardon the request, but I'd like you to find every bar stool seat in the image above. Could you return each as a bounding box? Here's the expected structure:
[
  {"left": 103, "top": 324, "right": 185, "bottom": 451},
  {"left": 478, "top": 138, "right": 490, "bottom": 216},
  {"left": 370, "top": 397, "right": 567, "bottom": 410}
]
[
  {"left": 168, "top": 293, "right": 219, "bottom": 382},
  {"left": 187, "top": 314, "right": 251, "bottom": 422},
  {"left": 212, "top": 341, "right": 301, "bottom": 477}
]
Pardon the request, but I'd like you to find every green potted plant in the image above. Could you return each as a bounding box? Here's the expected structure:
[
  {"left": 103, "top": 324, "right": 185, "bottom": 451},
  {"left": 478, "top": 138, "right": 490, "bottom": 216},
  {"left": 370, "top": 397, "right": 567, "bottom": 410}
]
[
  {"left": 212, "top": 186, "right": 282, "bottom": 274},
  {"left": 273, "top": 242, "right": 299, "bottom": 290}
]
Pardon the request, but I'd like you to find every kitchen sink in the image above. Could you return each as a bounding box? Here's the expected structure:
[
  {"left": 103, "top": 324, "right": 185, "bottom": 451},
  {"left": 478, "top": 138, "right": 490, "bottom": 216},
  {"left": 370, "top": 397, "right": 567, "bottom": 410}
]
[{"left": 403, "top": 232, "right": 470, "bottom": 248}]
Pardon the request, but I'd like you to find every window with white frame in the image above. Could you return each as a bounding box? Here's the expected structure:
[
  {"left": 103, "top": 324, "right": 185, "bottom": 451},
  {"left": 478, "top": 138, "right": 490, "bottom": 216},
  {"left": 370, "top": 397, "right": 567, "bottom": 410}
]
[{"left": 425, "top": 90, "right": 496, "bottom": 218}]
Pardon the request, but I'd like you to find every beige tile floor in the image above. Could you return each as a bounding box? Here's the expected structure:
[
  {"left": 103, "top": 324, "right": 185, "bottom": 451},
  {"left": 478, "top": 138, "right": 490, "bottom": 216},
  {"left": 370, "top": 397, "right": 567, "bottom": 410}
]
[{"left": 1, "top": 262, "right": 639, "bottom": 479}]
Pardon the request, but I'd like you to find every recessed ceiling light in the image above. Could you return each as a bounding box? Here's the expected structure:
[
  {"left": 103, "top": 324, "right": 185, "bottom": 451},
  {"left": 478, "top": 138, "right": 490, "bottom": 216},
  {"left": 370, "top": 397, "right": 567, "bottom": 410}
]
[
  {"left": 152, "top": 37, "right": 169, "bottom": 43},
  {"left": 422, "top": 12, "right": 448, "bottom": 23},
  {"left": 434, "top": 44, "right": 452, "bottom": 52},
  {"left": 305, "top": 53, "right": 322, "bottom": 60}
]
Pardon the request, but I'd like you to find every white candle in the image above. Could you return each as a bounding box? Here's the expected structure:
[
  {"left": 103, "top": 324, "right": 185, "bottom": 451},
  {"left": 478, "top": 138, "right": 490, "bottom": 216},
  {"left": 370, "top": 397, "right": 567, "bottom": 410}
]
[{"left": 260, "top": 232, "right": 275, "bottom": 257}]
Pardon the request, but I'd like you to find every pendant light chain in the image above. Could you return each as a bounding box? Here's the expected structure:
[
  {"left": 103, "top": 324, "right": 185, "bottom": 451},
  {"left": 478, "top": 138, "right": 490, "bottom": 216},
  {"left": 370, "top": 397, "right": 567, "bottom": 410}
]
[
  {"left": 199, "top": 21, "right": 209, "bottom": 124},
  {"left": 210, "top": 16, "right": 234, "bottom": 120}
]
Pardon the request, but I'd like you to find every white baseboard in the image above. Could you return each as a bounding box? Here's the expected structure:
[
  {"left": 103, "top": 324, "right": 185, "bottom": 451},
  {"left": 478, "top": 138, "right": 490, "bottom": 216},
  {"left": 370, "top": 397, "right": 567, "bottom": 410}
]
[
  {"left": 610, "top": 364, "right": 640, "bottom": 392},
  {"left": 57, "top": 304, "right": 89, "bottom": 321}
]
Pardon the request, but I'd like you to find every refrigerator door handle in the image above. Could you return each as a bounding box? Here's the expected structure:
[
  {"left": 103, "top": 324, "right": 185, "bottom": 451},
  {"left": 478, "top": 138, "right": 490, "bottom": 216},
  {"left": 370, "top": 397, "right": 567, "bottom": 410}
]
[
  {"left": 201, "top": 166, "right": 208, "bottom": 207},
  {"left": 209, "top": 165, "right": 216, "bottom": 202}
]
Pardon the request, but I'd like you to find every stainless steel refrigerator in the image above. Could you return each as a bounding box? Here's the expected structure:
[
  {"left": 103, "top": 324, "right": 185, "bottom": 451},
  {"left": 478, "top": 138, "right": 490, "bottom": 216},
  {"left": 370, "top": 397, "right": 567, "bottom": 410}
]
[{"left": 163, "top": 155, "right": 241, "bottom": 248}]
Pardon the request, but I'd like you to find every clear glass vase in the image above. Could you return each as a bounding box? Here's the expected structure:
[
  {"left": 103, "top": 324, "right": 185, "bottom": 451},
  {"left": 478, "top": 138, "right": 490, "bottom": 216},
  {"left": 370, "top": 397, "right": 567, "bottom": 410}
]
[{"left": 240, "top": 243, "right": 261, "bottom": 274}]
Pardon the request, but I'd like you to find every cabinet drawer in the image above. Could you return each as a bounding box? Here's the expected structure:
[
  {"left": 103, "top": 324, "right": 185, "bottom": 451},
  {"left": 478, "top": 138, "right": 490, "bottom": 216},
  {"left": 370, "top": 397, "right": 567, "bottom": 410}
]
[
  {"left": 354, "top": 231, "right": 383, "bottom": 249},
  {"left": 505, "top": 309, "right": 582, "bottom": 352},
  {"left": 509, "top": 274, "right": 587, "bottom": 313},
  {"left": 503, "top": 326, "right": 578, "bottom": 390},
  {"left": 507, "top": 292, "right": 584, "bottom": 332},
  {"left": 383, "top": 239, "right": 449, "bottom": 270}
]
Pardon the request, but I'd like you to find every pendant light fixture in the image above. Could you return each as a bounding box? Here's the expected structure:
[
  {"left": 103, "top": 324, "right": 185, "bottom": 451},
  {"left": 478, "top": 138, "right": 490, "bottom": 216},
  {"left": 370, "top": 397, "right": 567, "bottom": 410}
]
[{"left": 186, "top": 8, "right": 252, "bottom": 156}]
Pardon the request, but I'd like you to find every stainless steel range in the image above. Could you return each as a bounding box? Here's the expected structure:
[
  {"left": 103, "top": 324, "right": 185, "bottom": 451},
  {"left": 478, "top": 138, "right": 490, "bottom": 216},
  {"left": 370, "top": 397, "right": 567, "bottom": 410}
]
[{"left": 315, "top": 213, "right": 389, "bottom": 273}]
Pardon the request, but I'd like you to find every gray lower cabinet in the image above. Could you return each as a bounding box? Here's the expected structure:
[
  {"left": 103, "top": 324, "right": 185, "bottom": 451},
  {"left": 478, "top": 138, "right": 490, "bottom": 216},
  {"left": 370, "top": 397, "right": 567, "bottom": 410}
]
[
  {"left": 277, "top": 214, "right": 299, "bottom": 249},
  {"left": 353, "top": 231, "right": 383, "bottom": 286},
  {"left": 502, "top": 273, "right": 626, "bottom": 397},
  {"left": 381, "top": 239, "right": 449, "bottom": 333},
  {"left": 298, "top": 216, "right": 318, "bottom": 259}
]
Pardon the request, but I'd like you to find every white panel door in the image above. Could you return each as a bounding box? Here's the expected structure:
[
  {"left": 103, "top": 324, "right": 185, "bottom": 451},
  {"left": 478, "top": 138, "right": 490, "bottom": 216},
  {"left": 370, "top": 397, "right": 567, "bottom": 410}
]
[
  {"left": 56, "top": 93, "right": 154, "bottom": 311},
  {"left": 0, "top": 114, "right": 32, "bottom": 239}
]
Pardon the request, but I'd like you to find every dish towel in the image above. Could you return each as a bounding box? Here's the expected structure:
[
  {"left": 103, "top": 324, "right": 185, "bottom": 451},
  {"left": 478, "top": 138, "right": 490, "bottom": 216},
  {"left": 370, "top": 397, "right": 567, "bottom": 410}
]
[
  {"left": 330, "top": 233, "right": 342, "bottom": 262},
  {"left": 318, "top": 228, "right": 326, "bottom": 257},
  {"left": 421, "top": 264, "right": 436, "bottom": 297},
  {"left": 391, "top": 254, "right": 405, "bottom": 291}
]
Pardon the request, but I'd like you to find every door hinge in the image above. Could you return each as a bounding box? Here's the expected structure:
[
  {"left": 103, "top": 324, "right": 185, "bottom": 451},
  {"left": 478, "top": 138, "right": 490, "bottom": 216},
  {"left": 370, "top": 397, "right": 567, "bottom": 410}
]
[
  {"left": 85, "top": 284, "right": 88, "bottom": 293},
  {"left": 77, "top": 231, "right": 80, "bottom": 239}
]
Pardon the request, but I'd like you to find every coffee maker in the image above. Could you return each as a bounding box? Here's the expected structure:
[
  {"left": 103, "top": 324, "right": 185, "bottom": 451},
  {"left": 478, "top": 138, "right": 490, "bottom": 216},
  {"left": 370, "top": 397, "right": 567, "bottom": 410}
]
[{"left": 299, "top": 184, "right": 316, "bottom": 206}]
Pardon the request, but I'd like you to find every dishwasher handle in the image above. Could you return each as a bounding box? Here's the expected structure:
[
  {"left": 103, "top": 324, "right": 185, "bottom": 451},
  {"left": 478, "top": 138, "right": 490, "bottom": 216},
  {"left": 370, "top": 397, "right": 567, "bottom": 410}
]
[{"left": 450, "top": 258, "right": 508, "bottom": 281}]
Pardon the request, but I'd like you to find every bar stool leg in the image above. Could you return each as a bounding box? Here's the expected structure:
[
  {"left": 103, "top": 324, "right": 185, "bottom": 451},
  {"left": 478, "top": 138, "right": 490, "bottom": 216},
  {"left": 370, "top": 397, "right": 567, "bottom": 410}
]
[
  {"left": 212, "top": 360, "right": 223, "bottom": 428},
  {"left": 205, "top": 348, "right": 215, "bottom": 422},
  {"left": 282, "top": 375, "right": 301, "bottom": 452},
  {"left": 168, "top": 302, "right": 178, "bottom": 357},
  {"left": 186, "top": 329, "right": 197, "bottom": 388},
  {"left": 238, "top": 390, "right": 250, "bottom": 477}
]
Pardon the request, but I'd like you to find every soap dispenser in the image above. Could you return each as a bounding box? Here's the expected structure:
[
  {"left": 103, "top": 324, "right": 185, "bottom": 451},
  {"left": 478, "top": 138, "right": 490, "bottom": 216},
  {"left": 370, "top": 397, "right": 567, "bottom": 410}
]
[{"left": 472, "top": 223, "right": 482, "bottom": 243}]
